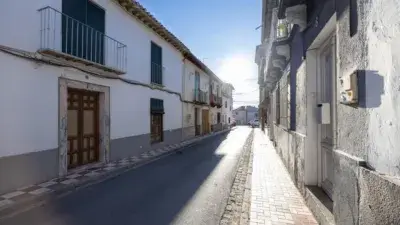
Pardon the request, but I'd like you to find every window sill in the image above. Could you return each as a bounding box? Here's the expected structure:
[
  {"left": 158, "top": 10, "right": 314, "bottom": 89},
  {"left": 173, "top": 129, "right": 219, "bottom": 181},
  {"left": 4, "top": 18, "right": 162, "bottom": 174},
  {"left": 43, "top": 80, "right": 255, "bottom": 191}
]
[{"left": 150, "top": 83, "right": 165, "bottom": 88}]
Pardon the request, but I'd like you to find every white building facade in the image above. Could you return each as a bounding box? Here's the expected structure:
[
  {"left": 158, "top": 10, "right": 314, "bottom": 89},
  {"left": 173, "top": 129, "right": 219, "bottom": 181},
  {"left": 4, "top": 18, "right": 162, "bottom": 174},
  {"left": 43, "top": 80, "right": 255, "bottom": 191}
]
[
  {"left": 221, "top": 83, "right": 234, "bottom": 129},
  {"left": 0, "top": 0, "right": 231, "bottom": 195}
]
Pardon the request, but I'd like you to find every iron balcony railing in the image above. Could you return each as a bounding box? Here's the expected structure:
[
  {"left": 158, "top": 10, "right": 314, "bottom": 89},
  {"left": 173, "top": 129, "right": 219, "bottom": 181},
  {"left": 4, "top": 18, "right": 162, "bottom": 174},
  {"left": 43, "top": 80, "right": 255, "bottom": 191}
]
[
  {"left": 38, "top": 6, "right": 127, "bottom": 73},
  {"left": 193, "top": 89, "right": 208, "bottom": 104},
  {"left": 210, "top": 93, "right": 222, "bottom": 107},
  {"left": 216, "top": 96, "right": 223, "bottom": 107}
]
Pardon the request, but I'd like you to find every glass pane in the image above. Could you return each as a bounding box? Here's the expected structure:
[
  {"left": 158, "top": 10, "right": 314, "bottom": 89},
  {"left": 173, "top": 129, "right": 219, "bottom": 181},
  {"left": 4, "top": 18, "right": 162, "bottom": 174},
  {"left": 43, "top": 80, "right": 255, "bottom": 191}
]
[
  {"left": 322, "top": 48, "right": 334, "bottom": 141},
  {"left": 68, "top": 110, "right": 78, "bottom": 136},
  {"left": 83, "top": 110, "right": 94, "bottom": 134}
]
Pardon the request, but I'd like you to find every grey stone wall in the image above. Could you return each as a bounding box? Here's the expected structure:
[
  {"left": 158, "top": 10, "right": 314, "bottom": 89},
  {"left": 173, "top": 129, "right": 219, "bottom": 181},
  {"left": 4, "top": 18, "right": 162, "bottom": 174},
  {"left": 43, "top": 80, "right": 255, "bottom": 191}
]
[
  {"left": 295, "top": 61, "right": 307, "bottom": 135},
  {"left": 182, "top": 126, "right": 195, "bottom": 140},
  {"left": 273, "top": 125, "right": 306, "bottom": 194},
  {"left": 336, "top": 0, "right": 370, "bottom": 159},
  {"left": 335, "top": 1, "right": 400, "bottom": 223},
  {"left": 359, "top": 168, "right": 400, "bottom": 225},
  {"left": 110, "top": 128, "right": 183, "bottom": 161}
]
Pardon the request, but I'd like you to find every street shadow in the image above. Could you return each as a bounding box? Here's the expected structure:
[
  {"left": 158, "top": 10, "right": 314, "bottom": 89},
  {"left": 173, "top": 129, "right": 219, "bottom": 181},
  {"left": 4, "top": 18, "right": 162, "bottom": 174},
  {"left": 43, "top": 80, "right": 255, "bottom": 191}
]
[{"left": 4, "top": 132, "right": 238, "bottom": 225}]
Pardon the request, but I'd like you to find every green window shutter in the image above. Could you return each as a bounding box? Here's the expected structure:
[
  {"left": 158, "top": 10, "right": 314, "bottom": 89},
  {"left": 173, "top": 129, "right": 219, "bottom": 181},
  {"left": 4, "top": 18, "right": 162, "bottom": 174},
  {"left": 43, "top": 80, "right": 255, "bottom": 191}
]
[
  {"left": 150, "top": 98, "right": 164, "bottom": 114},
  {"left": 62, "top": 0, "right": 86, "bottom": 57},
  {"left": 87, "top": 1, "right": 105, "bottom": 65},
  {"left": 61, "top": 0, "right": 105, "bottom": 65},
  {"left": 151, "top": 42, "right": 162, "bottom": 85}
]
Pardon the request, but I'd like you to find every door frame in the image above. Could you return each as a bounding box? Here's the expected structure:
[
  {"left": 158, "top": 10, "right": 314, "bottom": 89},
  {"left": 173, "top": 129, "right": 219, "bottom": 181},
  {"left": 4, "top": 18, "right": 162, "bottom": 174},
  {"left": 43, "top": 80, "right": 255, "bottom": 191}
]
[
  {"left": 304, "top": 14, "right": 337, "bottom": 192},
  {"left": 316, "top": 34, "right": 336, "bottom": 199},
  {"left": 59, "top": 77, "right": 110, "bottom": 176}
]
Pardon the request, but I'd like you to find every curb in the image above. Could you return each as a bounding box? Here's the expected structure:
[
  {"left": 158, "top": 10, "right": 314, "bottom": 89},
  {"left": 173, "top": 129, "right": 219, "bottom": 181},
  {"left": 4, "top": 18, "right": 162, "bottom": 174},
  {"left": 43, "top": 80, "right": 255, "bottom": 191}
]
[{"left": 0, "top": 129, "right": 231, "bottom": 221}]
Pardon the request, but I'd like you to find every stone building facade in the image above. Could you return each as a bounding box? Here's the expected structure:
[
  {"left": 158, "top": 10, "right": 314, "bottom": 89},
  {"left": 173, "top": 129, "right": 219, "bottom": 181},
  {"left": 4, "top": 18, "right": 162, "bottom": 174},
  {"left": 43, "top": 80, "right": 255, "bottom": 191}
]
[{"left": 255, "top": 0, "right": 400, "bottom": 224}]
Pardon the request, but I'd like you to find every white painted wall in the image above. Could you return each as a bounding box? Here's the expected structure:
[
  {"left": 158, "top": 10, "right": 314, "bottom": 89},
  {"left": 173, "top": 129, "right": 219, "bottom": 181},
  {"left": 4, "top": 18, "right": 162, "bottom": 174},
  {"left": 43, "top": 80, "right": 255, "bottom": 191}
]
[
  {"left": 0, "top": 0, "right": 183, "bottom": 93},
  {"left": 0, "top": 0, "right": 186, "bottom": 158},
  {"left": 363, "top": 0, "right": 400, "bottom": 176},
  {"left": 221, "top": 84, "right": 234, "bottom": 125},
  {"left": 233, "top": 109, "right": 246, "bottom": 125},
  {"left": 222, "top": 96, "right": 232, "bottom": 124},
  {"left": 182, "top": 60, "right": 210, "bottom": 102},
  {"left": 0, "top": 52, "right": 182, "bottom": 158}
]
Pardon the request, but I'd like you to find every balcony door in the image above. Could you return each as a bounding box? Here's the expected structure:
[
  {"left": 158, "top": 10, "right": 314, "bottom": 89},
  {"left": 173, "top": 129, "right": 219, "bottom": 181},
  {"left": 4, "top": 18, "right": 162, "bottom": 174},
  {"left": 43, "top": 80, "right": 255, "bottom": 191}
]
[
  {"left": 62, "top": 0, "right": 105, "bottom": 65},
  {"left": 194, "top": 71, "right": 200, "bottom": 100}
]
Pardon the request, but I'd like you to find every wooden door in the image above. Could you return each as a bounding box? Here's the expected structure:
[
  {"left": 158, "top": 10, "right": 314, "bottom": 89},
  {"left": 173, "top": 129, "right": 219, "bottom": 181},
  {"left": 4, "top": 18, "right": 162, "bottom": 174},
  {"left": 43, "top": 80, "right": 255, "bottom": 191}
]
[
  {"left": 202, "top": 109, "right": 209, "bottom": 135},
  {"left": 195, "top": 108, "right": 200, "bottom": 136},
  {"left": 67, "top": 89, "right": 99, "bottom": 169}
]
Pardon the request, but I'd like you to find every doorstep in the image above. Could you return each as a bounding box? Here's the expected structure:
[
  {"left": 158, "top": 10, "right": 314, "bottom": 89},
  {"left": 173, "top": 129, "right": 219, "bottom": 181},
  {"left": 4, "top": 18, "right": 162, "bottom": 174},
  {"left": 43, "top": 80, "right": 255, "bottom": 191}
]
[
  {"left": 0, "top": 128, "right": 231, "bottom": 219},
  {"left": 304, "top": 186, "right": 335, "bottom": 225}
]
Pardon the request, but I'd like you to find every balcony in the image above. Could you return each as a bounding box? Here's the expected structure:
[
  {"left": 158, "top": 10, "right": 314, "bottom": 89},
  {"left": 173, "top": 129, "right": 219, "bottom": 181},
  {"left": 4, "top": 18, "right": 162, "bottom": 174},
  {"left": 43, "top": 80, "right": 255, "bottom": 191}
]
[
  {"left": 210, "top": 93, "right": 222, "bottom": 108},
  {"left": 38, "top": 6, "right": 127, "bottom": 74},
  {"left": 216, "top": 96, "right": 222, "bottom": 108},
  {"left": 193, "top": 89, "right": 208, "bottom": 105}
]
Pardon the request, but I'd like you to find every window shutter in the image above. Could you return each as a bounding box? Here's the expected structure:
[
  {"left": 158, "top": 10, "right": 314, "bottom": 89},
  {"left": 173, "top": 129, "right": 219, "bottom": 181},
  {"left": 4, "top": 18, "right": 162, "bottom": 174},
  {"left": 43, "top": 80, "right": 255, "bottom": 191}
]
[
  {"left": 87, "top": 1, "right": 105, "bottom": 65},
  {"left": 62, "top": 0, "right": 86, "bottom": 57},
  {"left": 151, "top": 42, "right": 162, "bottom": 85},
  {"left": 150, "top": 98, "right": 164, "bottom": 114}
]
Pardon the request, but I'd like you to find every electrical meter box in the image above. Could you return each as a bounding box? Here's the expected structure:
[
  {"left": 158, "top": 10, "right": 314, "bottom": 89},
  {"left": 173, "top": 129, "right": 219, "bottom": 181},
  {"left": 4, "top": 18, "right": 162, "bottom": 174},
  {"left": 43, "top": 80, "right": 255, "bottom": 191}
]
[{"left": 339, "top": 71, "right": 358, "bottom": 105}]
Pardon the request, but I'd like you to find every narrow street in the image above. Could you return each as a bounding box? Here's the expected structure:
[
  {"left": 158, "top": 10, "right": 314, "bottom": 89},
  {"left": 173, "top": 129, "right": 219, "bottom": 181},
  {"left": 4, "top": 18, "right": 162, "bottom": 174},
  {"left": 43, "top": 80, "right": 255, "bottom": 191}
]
[{"left": 1, "top": 127, "right": 252, "bottom": 225}]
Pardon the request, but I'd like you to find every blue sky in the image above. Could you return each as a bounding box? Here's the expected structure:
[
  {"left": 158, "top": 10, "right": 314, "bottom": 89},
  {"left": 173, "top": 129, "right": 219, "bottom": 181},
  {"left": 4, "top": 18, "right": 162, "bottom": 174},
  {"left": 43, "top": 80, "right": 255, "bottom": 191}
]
[{"left": 138, "top": 0, "right": 262, "bottom": 108}]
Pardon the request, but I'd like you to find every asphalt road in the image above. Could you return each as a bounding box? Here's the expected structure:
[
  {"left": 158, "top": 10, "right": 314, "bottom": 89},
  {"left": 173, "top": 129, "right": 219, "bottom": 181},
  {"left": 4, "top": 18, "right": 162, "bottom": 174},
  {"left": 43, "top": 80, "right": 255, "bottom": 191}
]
[{"left": 2, "top": 127, "right": 252, "bottom": 225}]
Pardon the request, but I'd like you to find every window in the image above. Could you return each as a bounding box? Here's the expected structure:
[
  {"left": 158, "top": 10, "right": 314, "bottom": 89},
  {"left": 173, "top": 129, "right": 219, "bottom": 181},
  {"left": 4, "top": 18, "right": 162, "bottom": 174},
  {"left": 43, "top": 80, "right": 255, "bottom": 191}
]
[
  {"left": 150, "top": 98, "right": 164, "bottom": 143},
  {"left": 151, "top": 42, "right": 163, "bottom": 85},
  {"left": 225, "top": 101, "right": 227, "bottom": 108},
  {"left": 278, "top": 72, "right": 290, "bottom": 128},
  {"left": 62, "top": 0, "right": 105, "bottom": 64},
  {"left": 217, "top": 113, "right": 221, "bottom": 123},
  {"left": 228, "top": 117, "right": 231, "bottom": 123},
  {"left": 275, "top": 85, "right": 280, "bottom": 124}
]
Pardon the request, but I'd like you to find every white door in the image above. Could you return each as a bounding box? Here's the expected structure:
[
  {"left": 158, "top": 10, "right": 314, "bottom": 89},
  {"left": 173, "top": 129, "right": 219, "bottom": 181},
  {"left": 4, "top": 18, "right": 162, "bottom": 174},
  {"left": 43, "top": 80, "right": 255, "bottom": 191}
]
[{"left": 319, "top": 36, "right": 335, "bottom": 199}]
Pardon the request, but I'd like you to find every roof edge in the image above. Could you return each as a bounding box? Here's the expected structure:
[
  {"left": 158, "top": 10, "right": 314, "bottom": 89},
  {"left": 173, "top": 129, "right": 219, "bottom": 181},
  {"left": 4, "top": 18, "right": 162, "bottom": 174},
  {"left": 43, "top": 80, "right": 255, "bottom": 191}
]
[{"left": 116, "top": 0, "right": 222, "bottom": 83}]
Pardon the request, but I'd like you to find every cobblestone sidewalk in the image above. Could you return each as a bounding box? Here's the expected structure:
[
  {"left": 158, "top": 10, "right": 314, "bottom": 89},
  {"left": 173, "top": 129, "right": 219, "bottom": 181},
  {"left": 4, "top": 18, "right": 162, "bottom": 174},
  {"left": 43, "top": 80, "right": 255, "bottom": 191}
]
[
  {"left": 250, "top": 129, "right": 318, "bottom": 225},
  {"left": 0, "top": 129, "right": 231, "bottom": 217},
  {"left": 220, "top": 130, "right": 253, "bottom": 225}
]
